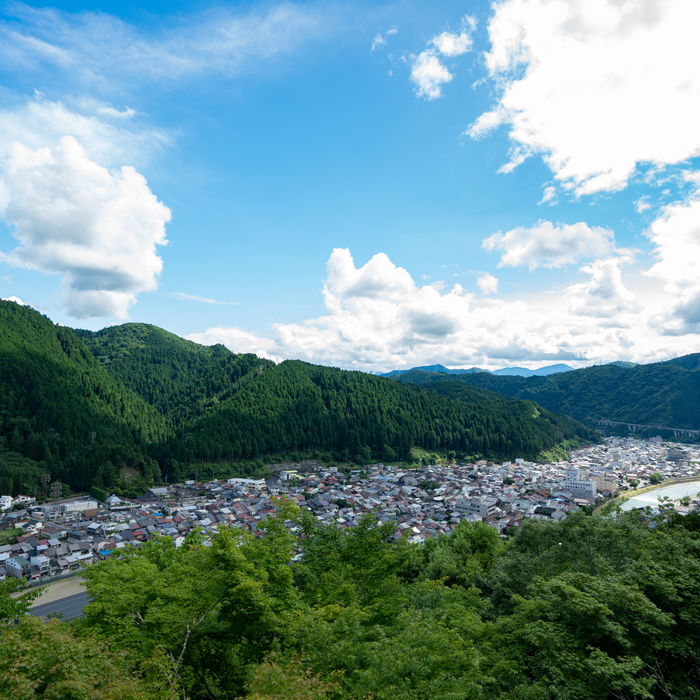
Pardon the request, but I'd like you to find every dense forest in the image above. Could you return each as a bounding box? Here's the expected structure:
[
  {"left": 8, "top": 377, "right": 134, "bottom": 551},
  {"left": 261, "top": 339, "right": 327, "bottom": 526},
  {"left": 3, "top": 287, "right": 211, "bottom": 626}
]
[
  {"left": 394, "top": 356, "right": 700, "bottom": 430},
  {"left": 0, "top": 301, "right": 596, "bottom": 497},
  {"left": 2, "top": 503, "right": 699, "bottom": 699}
]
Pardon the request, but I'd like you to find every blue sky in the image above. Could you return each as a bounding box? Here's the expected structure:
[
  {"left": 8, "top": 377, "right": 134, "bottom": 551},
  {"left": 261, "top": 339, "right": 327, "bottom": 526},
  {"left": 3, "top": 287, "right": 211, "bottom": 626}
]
[{"left": 1, "top": 0, "right": 700, "bottom": 371}]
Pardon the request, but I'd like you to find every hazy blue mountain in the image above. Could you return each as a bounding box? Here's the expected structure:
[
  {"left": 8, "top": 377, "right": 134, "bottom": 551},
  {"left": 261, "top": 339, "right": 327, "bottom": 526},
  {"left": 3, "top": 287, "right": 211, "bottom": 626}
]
[
  {"left": 379, "top": 363, "right": 574, "bottom": 378},
  {"left": 492, "top": 364, "right": 574, "bottom": 377},
  {"left": 378, "top": 364, "right": 490, "bottom": 377}
]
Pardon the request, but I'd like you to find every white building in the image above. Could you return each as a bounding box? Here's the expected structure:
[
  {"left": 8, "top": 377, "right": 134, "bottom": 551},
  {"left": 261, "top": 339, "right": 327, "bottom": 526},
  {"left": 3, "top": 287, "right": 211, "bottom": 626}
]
[
  {"left": 227, "top": 478, "right": 266, "bottom": 490},
  {"left": 564, "top": 467, "right": 597, "bottom": 500},
  {"left": 0, "top": 495, "right": 12, "bottom": 512}
]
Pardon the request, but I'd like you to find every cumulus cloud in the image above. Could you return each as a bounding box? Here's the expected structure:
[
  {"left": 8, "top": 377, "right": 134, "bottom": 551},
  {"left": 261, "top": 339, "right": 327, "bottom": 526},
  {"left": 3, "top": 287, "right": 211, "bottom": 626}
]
[
  {"left": 476, "top": 272, "right": 498, "bottom": 294},
  {"left": 186, "top": 326, "right": 281, "bottom": 362},
  {"left": 483, "top": 220, "right": 616, "bottom": 269},
  {"left": 189, "top": 247, "right": 699, "bottom": 372},
  {"left": 567, "top": 257, "right": 640, "bottom": 320},
  {"left": 469, "top": 0, "right": 700, "bottom": 194},
  {"left": 1, "top": 295, "right": 24, "bottom": 305},
  {"left": 0, "top": 136, "right": 170, "bottom": 319},
  {"left": 410, "top": 16, "right": 475, "bottom": 100},
  {"left": 644, "top": 178, "right": 700, "bottom": 333},
  {"left": 430, "top": 17, "right": 475, "bottom": 57},
  {"left": 410, "top": 51, "right": 453, "bottom": 100}
]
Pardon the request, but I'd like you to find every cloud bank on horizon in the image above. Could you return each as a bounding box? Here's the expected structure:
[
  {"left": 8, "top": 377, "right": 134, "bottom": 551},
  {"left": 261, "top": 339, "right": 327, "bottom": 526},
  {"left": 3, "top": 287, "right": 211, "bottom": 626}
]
[{"left": 1, "top": 0, "right": 700, "bottom": 371}]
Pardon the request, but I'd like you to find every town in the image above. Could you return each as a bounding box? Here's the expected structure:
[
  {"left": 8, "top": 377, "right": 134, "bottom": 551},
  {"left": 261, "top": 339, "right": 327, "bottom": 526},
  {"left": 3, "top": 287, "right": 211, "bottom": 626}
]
[{"left": 1, "top": 436, "right": 699, "bottom": 584}]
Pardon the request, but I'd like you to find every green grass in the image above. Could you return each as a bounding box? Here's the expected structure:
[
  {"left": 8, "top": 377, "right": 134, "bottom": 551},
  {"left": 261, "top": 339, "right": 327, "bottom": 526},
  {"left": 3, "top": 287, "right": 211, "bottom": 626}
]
[{"left": 0, "top": 528, "right": 23, "bottom": 544}]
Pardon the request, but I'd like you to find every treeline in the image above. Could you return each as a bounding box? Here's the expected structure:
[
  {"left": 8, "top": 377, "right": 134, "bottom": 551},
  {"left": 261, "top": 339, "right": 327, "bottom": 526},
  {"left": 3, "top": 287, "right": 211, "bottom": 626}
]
[
  {"left": 3, "top": 505, "right": 699, "bottom": 699},
  {"left": 395, "top": 356, "right": 700, "bottom": 429},
  {"left": 0, "top": 301, "right": 597, "bottom": 496}
]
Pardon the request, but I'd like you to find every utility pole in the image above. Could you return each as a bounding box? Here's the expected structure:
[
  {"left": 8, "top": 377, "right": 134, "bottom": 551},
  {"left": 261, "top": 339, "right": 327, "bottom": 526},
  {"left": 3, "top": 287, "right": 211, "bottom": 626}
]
[{"left": 41, "top": 474, "right": 49, "bottom": 497}]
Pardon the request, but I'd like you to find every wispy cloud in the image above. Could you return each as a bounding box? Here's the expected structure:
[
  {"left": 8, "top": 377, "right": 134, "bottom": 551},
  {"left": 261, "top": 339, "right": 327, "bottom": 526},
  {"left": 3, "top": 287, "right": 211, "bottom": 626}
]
[
  {"left": 371, "top": 27, "right": 397, "bottom": 51},
  {"left": 172, "top": 292, "right": 238, "bottom": 305},
  {"left": 0, "top": 2, "right": 343, "bottom": 90}
]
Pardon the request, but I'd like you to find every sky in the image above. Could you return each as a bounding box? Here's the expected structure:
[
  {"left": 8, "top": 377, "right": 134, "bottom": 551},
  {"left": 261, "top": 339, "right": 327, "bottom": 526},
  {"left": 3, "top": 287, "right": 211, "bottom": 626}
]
[{"left": 1, "top": 0, "right": 700, "bottom": 372}]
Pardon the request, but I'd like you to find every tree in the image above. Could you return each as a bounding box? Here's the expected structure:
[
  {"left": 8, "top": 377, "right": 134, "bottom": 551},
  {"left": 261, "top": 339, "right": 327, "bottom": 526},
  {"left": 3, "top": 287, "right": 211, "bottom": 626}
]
[
  {"left": 0, "top": 617, "right": 178, "bottom": 700},
  {"left": 649, "top": 472, "right": 664, "bottom": 485}
]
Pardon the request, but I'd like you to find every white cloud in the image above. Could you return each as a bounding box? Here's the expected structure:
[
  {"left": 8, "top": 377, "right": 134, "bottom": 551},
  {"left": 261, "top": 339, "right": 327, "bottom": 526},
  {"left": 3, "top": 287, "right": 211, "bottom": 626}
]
[
  {"left": 635, "top": 196, "right": 652, "bottom": 213},
  {"left": 567, "top": 257, "right": 640, "bottom": 320},
  {"left": 476, "top": 272, "right": 498, "bottom": 294},
  {"left": 538, "top": 185, "right": 558, "bottom": 206},
  {"left": 172, "top": 292, "right": 237, "bottom": 305},
  {"left": 371, "top": 28, "right": 397, "bottom": 51},
  {"left": 190, "top": 247, "right": 700, "bottom": 371},
  {"left": 186, "top": 326, "right": 281, "bottom": 362},
  {"left": 644, "top": 179, "right": 700, "bottom": 333},
  {"left": 0, "top": 136, "right": 170, "bottom": 319},
  {"left": 0, "top": 97, "right": 168, "bottom": 169},
  {"left": 1, "top": 296, "right": 24, "bottom": 305},
  {"left": 410, "top": 16, "right": 475, "bottom": 100},
  {"left": 483, "top": 220, "right": 616, "bottom": 269},
  {"left": 371, "top": 34, "right": 386, "bottom": 51},
  {"left": 0, "top": 3, "right": 336, "bottom": 87},
  {"left": 410, "top": 51, "right": 453, "bottom": 100},
  {"left": 430, "top": 18, "right": 475, "bottom": 57},
  {"left": 470, "top": 0, "right": 700, "bottom": 194}
]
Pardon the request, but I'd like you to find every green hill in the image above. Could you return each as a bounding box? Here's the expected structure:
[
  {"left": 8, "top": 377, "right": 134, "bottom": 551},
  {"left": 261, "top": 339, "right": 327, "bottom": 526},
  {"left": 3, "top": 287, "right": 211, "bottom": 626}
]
[
  {"left": 0, "top": 301, "right": 167, "bottom": 495},
  {"left": 0, "top": 301, "right": 597, "bottom": 495},
  {"left": 74, "top": 323, "right": 273, "bottom": 429},
  {"left": 393, "top": 357, "right": 700, "bottom": 430},
  {"left": 158, "top": 360, "right": 596, "bottom": 475}
]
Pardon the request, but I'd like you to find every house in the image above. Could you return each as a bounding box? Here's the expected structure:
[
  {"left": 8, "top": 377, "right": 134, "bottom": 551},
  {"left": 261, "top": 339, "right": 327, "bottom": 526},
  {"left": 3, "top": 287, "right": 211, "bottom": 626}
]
[{"left": 5, "top": 555, "right": 30, "bottom": 578}]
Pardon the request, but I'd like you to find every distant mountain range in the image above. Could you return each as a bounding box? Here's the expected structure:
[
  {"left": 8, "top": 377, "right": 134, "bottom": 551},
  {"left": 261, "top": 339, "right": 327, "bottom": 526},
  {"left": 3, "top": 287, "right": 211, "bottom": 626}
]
[
  {"left": 389, "top": 355, "right": 700, "bottom": 431},
  {"left": 379, "top": 363, "right": 575, "bottom": 378},
  {"left": 379, "top": 360, "right": 642, "bottom": 378}
]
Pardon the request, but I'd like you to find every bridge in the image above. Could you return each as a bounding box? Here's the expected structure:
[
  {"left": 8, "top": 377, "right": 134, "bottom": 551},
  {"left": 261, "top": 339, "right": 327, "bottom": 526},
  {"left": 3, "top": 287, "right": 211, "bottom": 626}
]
[{"left": 593, "top": 419, "right": 700, "bottom": 438}]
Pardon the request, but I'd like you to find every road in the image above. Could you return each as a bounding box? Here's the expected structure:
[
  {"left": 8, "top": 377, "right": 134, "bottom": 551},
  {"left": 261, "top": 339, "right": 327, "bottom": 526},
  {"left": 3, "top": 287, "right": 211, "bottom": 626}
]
[{"left": 30, "top": 591, "right": 90, "bottom": 620}]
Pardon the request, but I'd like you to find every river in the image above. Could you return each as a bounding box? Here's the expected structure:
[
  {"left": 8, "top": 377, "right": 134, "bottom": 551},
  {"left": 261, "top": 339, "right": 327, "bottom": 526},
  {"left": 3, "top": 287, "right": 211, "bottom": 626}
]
[{"left": 620, "top": 479, "right": 700, "bottom": 511}]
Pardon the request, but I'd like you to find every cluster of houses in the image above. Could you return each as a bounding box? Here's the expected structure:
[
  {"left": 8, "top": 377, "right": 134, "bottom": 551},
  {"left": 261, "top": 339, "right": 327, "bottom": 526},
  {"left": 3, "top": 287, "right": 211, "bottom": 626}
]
[{"left": 1, "top": 437, "right": 698, "bottom": 582}]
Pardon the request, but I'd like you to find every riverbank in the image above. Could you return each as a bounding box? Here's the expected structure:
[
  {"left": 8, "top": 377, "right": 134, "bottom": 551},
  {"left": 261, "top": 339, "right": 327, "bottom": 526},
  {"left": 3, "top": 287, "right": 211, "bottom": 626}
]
[{"left": 593, "top": 476, "right": 700, "bottom": 515}]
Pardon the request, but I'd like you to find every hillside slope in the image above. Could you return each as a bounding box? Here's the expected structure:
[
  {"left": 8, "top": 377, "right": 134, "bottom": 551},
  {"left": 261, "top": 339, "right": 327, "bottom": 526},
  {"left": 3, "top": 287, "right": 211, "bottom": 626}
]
[
  {"left": 75, "top": 323, "right": 273, "bottom": 429},
  {"left": 393, "top": 358, "right": 700, "bottom": 429},
  {"left": 158, "top": 360, "right": 598, "bottom": 474},
  {"left": 0, "top": 301, "right": 167, "bottom": 494}
]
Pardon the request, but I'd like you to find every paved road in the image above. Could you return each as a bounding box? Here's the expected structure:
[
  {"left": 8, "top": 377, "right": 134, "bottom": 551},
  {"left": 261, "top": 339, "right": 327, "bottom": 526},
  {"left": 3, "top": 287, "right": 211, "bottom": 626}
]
[{"left": 30, "top": 591, "right": 89, "bottom": 621}]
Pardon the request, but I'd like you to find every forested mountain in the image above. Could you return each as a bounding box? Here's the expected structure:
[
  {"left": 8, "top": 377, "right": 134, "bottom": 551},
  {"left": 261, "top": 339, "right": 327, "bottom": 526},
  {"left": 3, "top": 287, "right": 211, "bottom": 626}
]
[
  {"left": 0, "top": 300, "right": 596, "bottom": 497},
  {"left": 0, "top": 302, "right": 166, "bottom": 496},
  {"left": 159, "top": 360, "right": 596, "bottom": 470},
  {"left": 394, "top": 356, "right": 700, "bottom": 430},
  {"left": 74, "top": 323, "right": 273, "bottom": 428}
]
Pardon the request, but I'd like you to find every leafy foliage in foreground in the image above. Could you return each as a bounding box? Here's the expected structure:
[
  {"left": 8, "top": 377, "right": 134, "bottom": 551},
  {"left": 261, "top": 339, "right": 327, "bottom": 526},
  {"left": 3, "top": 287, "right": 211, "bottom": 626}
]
[{"left": 15, "top": 506, "right": 689, "bottom": 700}]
